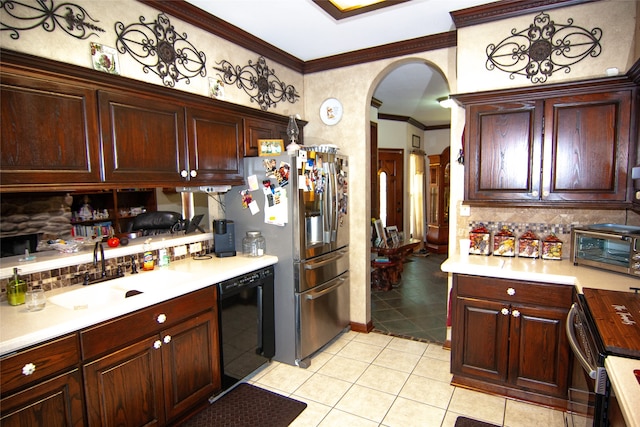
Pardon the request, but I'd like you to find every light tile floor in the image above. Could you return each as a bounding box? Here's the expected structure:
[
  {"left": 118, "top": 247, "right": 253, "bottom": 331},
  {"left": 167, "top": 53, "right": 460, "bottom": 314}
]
[{"left": 243, "top": 330, "right": 570, "bottom": 427}]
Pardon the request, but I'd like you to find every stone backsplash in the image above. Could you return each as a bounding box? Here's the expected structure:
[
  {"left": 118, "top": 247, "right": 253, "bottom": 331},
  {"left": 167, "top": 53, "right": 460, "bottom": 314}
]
[{"left": 0, "top": 241, "right": 212, "bottom": 302}]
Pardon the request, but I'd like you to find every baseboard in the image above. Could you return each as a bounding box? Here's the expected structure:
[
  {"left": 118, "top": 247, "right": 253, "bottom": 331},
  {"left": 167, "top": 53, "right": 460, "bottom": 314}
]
[
  {"left": 350, "top": 320, "right": 373, "bottom": 333},
  {"left": 442, "top": 339, "right": 451, "bottom": 350}
]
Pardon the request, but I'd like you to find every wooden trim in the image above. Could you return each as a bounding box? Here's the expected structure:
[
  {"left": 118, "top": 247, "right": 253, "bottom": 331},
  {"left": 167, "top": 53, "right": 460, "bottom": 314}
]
[
  {"left": 442, "top": 339, "right": 451, "bottom": 350},
  {"left": 450, "top": 0, "right": 598, "bottom": 29},
  {"left": 311, "top": 0, "right": 410, "bottom": 20},
  {"left": 350, "top": 320, "right": 374, "bottom": 333}
]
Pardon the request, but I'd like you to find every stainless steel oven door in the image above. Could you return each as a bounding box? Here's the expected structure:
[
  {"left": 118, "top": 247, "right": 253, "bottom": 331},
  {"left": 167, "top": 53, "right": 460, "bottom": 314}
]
[
  {"left": 566, "top": 303, "right": 608, "bottom": 427},
  {"left": 295, "top": 271, "right": 350, "bottom": 367}
]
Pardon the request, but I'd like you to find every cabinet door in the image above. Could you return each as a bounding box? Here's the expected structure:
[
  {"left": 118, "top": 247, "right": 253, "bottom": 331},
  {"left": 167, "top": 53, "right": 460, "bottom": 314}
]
[
  {"left": 508, "top": 304, "right": 570, "bottom": 398},
  {"left": 1, "top": 72, "right": 101, "bottom": 187},
  {"left": 83, "top": 336, "right": 165, "bottom": 427},
  {"left": 0, "top": 369, "right": 85, "bottom": 427},
  {"left": 452, "top": 297, "right": 510, "bottom": 384},
  {"left": 542, "top": 91, "right": 632, "bottom": 202},
  {"left": 244, "top": 118, "right": 278, "bottom": 157},
  {"left": 161, "top": 310, "right": 221, "bottom": 421},
  {"left": 99, "top": 91, "right": 187, "bottom": 185},
  {"left": 466, "top": 101, "right": 543, "bottom": 202},
  {"left": 186, "top": 107, "right": 243, "bottom": 184}
]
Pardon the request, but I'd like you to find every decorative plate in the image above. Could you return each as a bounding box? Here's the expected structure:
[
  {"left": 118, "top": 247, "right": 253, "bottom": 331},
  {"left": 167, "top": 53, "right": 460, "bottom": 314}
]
[
  {"left": 320, "top": 98, "right": 343, "bottom": 125},
  {"left": 90, "top": 42, "right": 120, "bottom": 75}
]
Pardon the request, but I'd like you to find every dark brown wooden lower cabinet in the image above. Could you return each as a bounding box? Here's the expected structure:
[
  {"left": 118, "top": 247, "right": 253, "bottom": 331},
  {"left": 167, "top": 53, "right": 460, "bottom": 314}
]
[
  {"left": 0, "top": 369, "right": 85, "bottom": 427},
  {"left": 83, "top": 309, "right": 219, "bottom": 427},
  {"left": 451, "top": 274, "right": 571, "bottom": 408}
]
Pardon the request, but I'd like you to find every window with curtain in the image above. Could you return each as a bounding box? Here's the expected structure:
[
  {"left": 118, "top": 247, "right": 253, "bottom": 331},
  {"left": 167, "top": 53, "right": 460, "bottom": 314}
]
[{"left": 410, "top": 152, "right": 425, "bottom": 248}]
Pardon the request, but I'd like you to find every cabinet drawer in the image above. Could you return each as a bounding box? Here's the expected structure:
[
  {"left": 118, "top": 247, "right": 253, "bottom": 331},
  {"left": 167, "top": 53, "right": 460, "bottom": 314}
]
[
  {"left": 455, "top": 274, "right": 572, "bottom": 309},
  {"left": 0, "top": 334, "right": 79, "bottom": 394},
  {"left": 80, "top": 286, "right": 216, "bottom": 360}
]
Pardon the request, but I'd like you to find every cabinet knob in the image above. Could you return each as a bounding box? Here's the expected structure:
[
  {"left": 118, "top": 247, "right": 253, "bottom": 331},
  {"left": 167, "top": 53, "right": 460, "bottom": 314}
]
[
  {"left": 190, "top": 169, "right": 197, "bottom": 178},
  {"left": 531, "top": 190, "right": 539, "bottom": 197},
  {"left": 22, "top": 363, "right": 36, "bottom": 376},
  {"left": 153, "top": 340, "right": 162, "bottom": 349},
  {"left": 542, "top": 190, "right": 550, "bottom": 197},
  {"left": 512, "top": 309, "right": 521, "bottom": 318},
  {"left": 163, "top": 335, "right": 172, "bottom": 344},
  {"left": 157, "top": 313, "right": 167, "bottom": 324},
  {"left": 507, "top": 287, "right": 516, "bottom": 296},
  {"left": 181, "top": 170, "right": 189, "bottom": 178},
  {"left": 501, "top": 308, "right": 510, "bottom": 316}
]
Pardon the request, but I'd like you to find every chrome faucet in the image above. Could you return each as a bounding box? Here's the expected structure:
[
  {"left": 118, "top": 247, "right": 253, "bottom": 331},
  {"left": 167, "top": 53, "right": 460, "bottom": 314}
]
[{"left": 94, "top": 241, "right": 107, "bottom": 278}]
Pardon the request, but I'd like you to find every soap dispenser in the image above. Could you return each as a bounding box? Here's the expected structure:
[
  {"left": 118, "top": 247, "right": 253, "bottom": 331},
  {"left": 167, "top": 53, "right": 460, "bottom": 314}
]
[{"left": 7, "top": 267, "right": 27, "bottom": 306}]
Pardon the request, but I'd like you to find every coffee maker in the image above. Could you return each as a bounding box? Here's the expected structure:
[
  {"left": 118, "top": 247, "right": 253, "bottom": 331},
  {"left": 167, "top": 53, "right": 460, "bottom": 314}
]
[{"left": 213, "top": 219, "right": 236, "bottom": 258}]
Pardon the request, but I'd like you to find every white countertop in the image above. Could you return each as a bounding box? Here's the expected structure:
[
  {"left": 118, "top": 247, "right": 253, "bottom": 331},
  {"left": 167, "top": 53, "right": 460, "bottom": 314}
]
[
  {"left": 441, "top": 254, "right": 640, "bottom": 293},
  {"left": 605, "top": 355, "right": 640, "bottom": 427},
  {"left": 0, "top": 254, "right": 278, "bottom": 356}
]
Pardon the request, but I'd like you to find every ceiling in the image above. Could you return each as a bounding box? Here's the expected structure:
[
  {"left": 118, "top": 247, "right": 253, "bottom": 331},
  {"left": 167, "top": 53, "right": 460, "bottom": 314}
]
[{"left": 183, "top": 0, "right": 499, "bottom": 128}]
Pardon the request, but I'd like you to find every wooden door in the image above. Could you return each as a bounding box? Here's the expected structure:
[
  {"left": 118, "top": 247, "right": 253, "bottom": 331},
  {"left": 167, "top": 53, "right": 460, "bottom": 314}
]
[
  {"left": 83, "top": 336, "right": 165, "bottom": 427},
  {"left": 508, "top": 304, "right": 570, "bottom": 398},
  {"left": 186, "top": 107, "right": 243, "bottom": 184},
  {"left": 378, "top": 149, "right": 404, "bottom": 231},
  {"left": 99, "top": 90, "right": 187, "bottom": 186},
  {"left": 0, "top": 370, "right": 85, "bottom": 427},
  {"left": 466, "top": 101, "right": 543, "bottom": 202},
  {"left": 452, "top": 297, "right": 510, "bottom": 384},
  {"left": 0, "top": 72, "right": 101, "bottom": 187},
  {"left": 370, "top": 121, "right": 379, "bottom": 220},
  {"left": 542, "top": 90, "right": 631, "bottom": 203},
  {"left": 161, "top": 310, "right": 220, "bottom": 422}
]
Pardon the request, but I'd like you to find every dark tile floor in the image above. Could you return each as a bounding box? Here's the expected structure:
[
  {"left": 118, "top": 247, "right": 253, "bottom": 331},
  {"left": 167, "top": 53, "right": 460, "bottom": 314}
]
[{"left": 371, "top": 252, "right": 449, "bottom": 343}]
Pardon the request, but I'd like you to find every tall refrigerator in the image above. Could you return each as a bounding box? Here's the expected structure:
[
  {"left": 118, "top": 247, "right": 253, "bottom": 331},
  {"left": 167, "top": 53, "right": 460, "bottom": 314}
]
[{"left": 225, "top": 147, "right": 349, "bottom": 368}]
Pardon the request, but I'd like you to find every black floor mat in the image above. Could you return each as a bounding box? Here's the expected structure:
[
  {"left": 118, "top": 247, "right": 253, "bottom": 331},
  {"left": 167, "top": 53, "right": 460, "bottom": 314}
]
[
  {"left": 455, "top": 416, "right": 500, "bottom": 427},
  {"left": 180, "top": 383, "right": 307, "bottom": 427}
]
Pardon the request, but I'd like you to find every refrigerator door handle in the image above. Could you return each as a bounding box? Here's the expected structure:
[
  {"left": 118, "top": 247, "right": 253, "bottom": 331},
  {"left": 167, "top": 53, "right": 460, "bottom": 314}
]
[
  {"left": 305, "top": 276, "right": 348, "bottom": 300},
  {"left": 303, "top": 250, "right": 348, "bottom": 270},
  {"left": 323, "top": 163, "right": 333, "bottom": 244}
]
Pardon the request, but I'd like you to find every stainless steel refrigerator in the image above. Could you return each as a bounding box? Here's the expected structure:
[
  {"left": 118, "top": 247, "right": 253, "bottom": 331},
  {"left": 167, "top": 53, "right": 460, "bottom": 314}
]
[{"left": 225, "top": 148, "right": 349, "bottom": 368}]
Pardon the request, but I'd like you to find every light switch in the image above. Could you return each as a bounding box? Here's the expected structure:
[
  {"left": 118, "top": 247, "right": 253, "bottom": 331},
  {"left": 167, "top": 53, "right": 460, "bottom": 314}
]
[{"left": 460, "top": 205, "right": 471, "bottom": 217}]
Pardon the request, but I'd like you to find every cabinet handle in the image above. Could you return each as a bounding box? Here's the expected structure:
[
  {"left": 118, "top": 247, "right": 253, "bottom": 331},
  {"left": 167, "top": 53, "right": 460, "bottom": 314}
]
[
  {"left": 157, "top": 313, "right": 167, "bottom": 324},
  {"left": 542, "top": 190, "right": 550, "bottom": 197},
  {"left": 190, "top": 170, "right": 197, "bottom": 178},
  {"left": 531, "top": 190, "right": 539, "bottom": 197},
  {"left": 153, "top": 340, "right": 162, "bottom": 349},
  {"left": 506, "top": 287, "right": 516, "bottom": 296},
  {"left": 163, "top": 335, "right": 172, "bottom": 344},
  {"left": 22, "top": 363, "right": 36, "bottom": 376},
  {"left": 501, "top": 308, "right": 510, "bottom": 316},
  {"left": 181, "top": 170, "right": 188, "bottom": 178},
  {"left": 512, "top": 309, "right": 520, "bottom": 318}
]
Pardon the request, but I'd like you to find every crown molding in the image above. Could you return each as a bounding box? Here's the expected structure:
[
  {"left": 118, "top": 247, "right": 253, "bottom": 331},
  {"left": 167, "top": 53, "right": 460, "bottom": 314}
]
[{"left": 311, "top": 0, "right": 410, "bottom": 20}]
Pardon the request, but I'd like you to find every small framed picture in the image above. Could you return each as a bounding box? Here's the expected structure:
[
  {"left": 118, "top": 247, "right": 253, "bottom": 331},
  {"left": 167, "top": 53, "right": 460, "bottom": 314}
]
[
  {"left": 258, "top": 139, "right": 285, "bottom": 156},
  {"left": 412, "top": 135, "right": 421, "bottom": 149},
  {"left": 373, "top": 219, "right": 386, "bottom": 247},
  {"left": 386, "top": 226, "right": 399, "bottom": 246}
]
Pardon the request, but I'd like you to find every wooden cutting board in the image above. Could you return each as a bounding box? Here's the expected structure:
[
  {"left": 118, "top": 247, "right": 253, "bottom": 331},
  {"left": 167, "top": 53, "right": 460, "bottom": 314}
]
[{"left": 583, "top": 288, "right": 640, "bottom": 359}]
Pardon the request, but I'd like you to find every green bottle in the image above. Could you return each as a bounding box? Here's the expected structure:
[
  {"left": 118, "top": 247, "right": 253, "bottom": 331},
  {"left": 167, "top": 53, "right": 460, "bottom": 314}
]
[{"left": 7, "top": 267, "right": 27, "bottom": 306}]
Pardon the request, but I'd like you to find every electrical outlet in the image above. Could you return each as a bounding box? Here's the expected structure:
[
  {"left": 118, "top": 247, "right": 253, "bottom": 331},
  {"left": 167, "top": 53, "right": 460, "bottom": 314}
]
[
  {"left": 189, "top": 242, "right": 202, "bottom": 254},
  {"left": 460, "top": 205, "right": 471, "bottom": 217},
  {"left": 174, "top": 245, "right": 187, "bottom": 257}
]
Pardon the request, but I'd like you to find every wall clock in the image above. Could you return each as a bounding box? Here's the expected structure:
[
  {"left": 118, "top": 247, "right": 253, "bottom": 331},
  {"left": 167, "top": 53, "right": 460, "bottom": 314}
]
[{"left": 319, "top": 98, "right": 343, "bottom": 125}]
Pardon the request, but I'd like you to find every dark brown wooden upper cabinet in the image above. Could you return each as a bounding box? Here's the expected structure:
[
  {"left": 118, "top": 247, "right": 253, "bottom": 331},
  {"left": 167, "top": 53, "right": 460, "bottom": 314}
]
[
  {"left": 0, "top": 71, "right": 102, "bottom": 189},
  {"left": 98, "top": 90, "right": 187, "bottom": 186},
  {"left": 243, "top": 117, "right": 279, "bottom": 157},
  {"left": 186, "top": 107, "right": 244, "bottom": 184},
  {"left": 458, "top": 80, "right": 635, "bottom": 208}
]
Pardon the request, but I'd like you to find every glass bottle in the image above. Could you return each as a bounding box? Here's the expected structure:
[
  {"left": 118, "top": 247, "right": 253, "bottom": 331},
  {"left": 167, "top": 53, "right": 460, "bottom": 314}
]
[
  {"left": 7, "top": 267, "right": 27, "bottom": 306},
  {"left": 243, "top": 231, "right": 266, "bottom": 257}
]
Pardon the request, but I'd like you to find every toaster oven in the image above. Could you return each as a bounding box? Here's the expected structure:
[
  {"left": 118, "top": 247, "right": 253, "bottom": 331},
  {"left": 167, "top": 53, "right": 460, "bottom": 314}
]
[{"left": 571, "top": 224, "right": 640, "bottom": 277}]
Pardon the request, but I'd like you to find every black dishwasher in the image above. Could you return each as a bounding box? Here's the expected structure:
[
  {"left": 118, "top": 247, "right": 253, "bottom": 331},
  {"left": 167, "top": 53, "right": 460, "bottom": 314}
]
[{"left": 217, "top": 266, "right": 275, "bottom": 391}]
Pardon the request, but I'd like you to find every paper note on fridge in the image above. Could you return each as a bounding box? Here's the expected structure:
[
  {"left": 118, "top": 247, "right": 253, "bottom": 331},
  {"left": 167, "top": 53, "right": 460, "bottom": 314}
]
[
  {"left": 249, "top": 200, "right": 260, "bottom": 215},
  {"left": 247, "top": 174, "right": 259, "bottom": 191},
  {"left": 264, "top": 188, "right": 288, "bottom": 226}
]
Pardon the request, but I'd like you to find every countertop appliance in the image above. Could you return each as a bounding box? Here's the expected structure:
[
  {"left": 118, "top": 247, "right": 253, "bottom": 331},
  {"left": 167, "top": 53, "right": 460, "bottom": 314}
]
[
  {"left": 217, "top": 266, "right": 275, "bottom": 391},
  {"left": 571, "top": 223, "right": 640, "bottom": 277},
  {"left": 213, "top": 219, "right": 236, "bottom": 257},
  {"left": 225, "top": 148, "right": 349, "bottom": 368},
  {"left": 566, "top": 288, "right": 640, "bottom": 426}
]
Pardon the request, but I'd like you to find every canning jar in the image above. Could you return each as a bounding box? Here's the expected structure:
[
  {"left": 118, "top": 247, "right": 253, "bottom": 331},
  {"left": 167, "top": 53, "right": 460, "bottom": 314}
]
[{"left": 242, "top": 231, "right": 266, "bottom": 257}]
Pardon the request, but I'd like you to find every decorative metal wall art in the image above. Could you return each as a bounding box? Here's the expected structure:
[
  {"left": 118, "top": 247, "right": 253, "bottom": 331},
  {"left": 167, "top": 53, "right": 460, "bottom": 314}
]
[
  {"left": 115, "top": 13, "right": 206, "bottom": 87},
  {"left": 0, "top": 0, "right": 104, "bottom": 40},
  {"left": 486, "top": 12, "right": 602, "bottom": 84},
  {"left": 214, "top": 56, "right": 299, "bottom": 111}
]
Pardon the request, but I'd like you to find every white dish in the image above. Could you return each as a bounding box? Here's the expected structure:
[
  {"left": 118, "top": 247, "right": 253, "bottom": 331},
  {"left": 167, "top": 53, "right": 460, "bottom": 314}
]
[{"left": 319, "top": 98, "right": 343, "bottom": 125}]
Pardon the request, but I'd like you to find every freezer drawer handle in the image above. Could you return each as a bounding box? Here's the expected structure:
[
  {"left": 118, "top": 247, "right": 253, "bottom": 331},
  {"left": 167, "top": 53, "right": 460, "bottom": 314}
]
[
  {"left": 305, "top": 277, "right": 347, "bottom": 300},
  {"left": 566, "top": 304, "right": 597, "bottom": 379},
  {"left": 304, "top": 250, "right": 348, "bottom": 270}
]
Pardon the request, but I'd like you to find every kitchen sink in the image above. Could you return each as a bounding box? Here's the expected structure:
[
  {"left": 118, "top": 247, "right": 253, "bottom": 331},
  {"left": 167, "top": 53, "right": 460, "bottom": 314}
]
[{"left": 48, "top": 269, "right": 193, "bottom": 310}]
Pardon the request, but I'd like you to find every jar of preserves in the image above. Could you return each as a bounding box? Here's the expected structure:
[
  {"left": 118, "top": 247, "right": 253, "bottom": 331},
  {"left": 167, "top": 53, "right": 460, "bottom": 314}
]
[{"left": 243, "top": 231, "right": 266, "bottom": 257}]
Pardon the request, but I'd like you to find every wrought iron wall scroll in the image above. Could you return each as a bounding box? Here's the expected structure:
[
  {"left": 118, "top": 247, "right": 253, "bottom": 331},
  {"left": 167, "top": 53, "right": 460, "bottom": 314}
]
[
  {"left": 214, "top": 56, "right": 299, "bottom": 111},
  {"left": 486, "top": 12, "right": 602, "bottom": 84},
  {"left": 0, "top": 0, "right": 104, "bottom": 40},
  {"left": 115, "top": 13, "right": 206, "bottom": 87}
]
